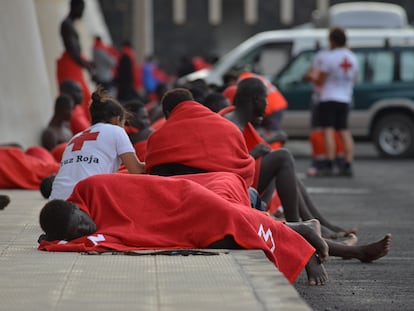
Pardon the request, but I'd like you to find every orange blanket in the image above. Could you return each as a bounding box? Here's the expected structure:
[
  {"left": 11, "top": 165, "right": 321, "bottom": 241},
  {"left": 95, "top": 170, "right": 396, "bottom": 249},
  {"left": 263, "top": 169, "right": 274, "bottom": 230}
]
[
  {"left": 146, "top": 101, "right": 255, "bottom": 186},
  {"left": 0, "top": 147, "right": 59, "bottom": 189},
  {"left": 38, "top": 172, "right": 314, "bottom": 283}
]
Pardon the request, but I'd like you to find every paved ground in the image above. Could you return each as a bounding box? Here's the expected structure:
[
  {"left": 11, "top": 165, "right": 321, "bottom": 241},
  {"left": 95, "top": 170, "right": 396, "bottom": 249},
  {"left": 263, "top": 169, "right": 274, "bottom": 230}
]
[
  {"left": 287, "top": 140, "right": 414, "bottom": 311},
  {"left": 1, "top": 175, "right": 310, "bottom": 310},
  {"left": 1, "top": 140, "right": 413, "bottom": 310}
]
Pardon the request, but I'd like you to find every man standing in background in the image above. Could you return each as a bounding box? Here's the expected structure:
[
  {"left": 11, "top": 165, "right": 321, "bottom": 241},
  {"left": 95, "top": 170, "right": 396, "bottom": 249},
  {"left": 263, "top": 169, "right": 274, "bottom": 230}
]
[{"left": 308, "top": 27, "right": 358, "bottom": 176}]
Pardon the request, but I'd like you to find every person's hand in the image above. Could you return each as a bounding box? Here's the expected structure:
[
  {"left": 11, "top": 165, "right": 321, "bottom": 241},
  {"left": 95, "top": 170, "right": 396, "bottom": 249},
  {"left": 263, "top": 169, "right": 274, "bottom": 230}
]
[
  {"left": 83, "top": 60, "right": 96, "bottom": 76},
  {"left": 250, "top": 144, "right": 271, "bottom": 158},
  {"left": 139, "top": 161, "right": 146, "bottom": 174},
  {"left": 263, "top": 130, "right": 288, "bottom": 145}
]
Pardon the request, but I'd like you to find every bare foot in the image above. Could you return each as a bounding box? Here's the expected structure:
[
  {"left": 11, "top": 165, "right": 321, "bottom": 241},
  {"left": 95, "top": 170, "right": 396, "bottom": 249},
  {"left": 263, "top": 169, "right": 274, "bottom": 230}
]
[
  {"left": 304, "top": 219, "right": 322, "bottom": 235},
  {"left": 286, "top": 221, "right": 329, "bottom": 263},
  {"left": 322, "top": 225, "right": 358, "bottom": 240},
  {"left": 356, "top": 234, "right": 392, "bottom": 263},
  {"left": 341, "top": 233, "right": 358, "bottom": 246},
  {"left": 305, "top": 253, "right": 328, "bottom": 286}
]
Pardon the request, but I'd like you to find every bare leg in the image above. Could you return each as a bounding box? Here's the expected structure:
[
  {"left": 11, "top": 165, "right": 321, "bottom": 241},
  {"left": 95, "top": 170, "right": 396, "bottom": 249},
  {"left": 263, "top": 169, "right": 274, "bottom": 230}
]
[
  {"left": 286, "top": 220, "right": 329, "bottom": 263},
  {"left": 341, "top": 233, "right": 358, "bottom": 246},
  {"left": 323, "top": 127, "right": 336, "bottom": 160},
  {"left": 339, "top": 129, "right": 354, "bottom": 163},
  {"left": 297, "top": 178, "right": 357, "bottom": 238},
  {"left": 258, "top": 148, "right": 300, "bottom": 222},
  {"left": 305, "top": 253, "right": 328, "bottom": 286},
  {"left": 326, "top": 234, "right": 391, "bottom": 262}
]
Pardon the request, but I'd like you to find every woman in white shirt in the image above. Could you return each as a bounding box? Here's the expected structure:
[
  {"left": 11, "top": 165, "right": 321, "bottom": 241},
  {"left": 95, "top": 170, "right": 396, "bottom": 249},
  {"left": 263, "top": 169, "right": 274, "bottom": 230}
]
[{"left": 50, "top": 87, "right": 145, "bottom": 200}]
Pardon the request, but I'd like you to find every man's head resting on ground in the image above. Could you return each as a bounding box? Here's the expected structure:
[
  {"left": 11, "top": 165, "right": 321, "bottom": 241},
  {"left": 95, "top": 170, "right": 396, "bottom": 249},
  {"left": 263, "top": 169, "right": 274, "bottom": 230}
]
[{"left": 39, "top": 200, "right": 96, "bottom": 242}]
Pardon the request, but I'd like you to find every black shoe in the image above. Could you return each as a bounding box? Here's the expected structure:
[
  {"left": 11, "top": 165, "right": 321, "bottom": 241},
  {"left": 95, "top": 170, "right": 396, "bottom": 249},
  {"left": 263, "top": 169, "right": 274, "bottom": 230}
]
[
  {"left": 316, "top": 168, "right": 334, "bottom": 177},
  {"left": 0, "top": 195, "right": 10, "bottom": 210},
  {"left": 40, "top": 174, "right": 56, "bottom": 199},
  {"left": 337, "top": 167, "right": 353, "bottom": 177}
]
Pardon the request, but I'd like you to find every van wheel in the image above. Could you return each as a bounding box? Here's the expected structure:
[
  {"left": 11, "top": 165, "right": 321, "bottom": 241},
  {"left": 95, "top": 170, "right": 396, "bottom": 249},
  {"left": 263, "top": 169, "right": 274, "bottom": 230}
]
[{"left": 372, "top": 113, "right": 414, "bottom": 158}]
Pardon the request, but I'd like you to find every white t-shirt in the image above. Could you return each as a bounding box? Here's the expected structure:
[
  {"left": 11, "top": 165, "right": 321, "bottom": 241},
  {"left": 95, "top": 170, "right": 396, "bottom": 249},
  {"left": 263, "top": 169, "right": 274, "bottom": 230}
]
[
  {"left": 319, "top": 47, "right": 358, "bottom": 104},
  {"left": 310, "top": 49, "right": 329, "bottom": 96},
  {"left": 50, "top": 123, "right": 135, "bottom": 200}
]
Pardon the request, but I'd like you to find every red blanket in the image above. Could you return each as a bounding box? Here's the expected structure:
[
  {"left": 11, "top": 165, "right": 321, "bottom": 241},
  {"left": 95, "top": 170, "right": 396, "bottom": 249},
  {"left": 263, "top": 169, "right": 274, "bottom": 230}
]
[
  {"left": 133, "top": 141, "right": 147, "bottom": 161},
  {"left": 0, "top": 147, "right": 59, "bottom": 189},
  {"left": 146, "top": 101, "right": 255, "bottom": 186},
  {"left": 57, "top": 52, "right": 91, "bottom": 121},
  {"left": 38, "top": 172, "right": 314, "bottom": 283},
  {"left": 70, "top": 105, "right": 90, "bottom": 135}
]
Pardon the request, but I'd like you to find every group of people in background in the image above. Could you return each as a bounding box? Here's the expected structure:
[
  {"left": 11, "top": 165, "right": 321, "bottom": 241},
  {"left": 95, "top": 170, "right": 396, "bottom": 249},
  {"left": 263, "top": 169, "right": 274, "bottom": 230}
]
[{"left": 1, "top": 0, "right": 389, "bottom": 288}]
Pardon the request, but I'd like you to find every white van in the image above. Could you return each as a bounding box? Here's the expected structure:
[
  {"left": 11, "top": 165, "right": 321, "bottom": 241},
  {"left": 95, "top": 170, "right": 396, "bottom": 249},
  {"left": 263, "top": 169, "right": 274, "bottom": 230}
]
[
  {"left": 178, "top": 2, "right": 414, "bottom": 86},
  {"left": 178, "top": 27, "right": 414, "bottom": 87}
]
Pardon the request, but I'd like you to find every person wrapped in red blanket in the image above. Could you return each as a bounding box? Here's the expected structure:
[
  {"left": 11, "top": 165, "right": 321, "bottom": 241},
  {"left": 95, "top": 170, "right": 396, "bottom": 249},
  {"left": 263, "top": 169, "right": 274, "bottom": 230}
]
[
  {"left": 145, "top": 95, "right": 255, "bottom": 187},
  {"left": 0, "top": 146, "right": 59, "bottom": 189},
  {"left": 38, "top": 172, "right": 316, "bottom": 284}
]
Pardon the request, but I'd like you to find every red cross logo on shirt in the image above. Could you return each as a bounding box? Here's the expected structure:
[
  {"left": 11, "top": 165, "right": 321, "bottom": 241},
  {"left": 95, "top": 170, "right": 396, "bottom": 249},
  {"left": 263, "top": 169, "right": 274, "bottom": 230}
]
[
  {"left": 68, "top": 130, "right": 99, "bottom": 151},
  {"left": 340, "top": 57, "right": 353, "bottom": 74}
]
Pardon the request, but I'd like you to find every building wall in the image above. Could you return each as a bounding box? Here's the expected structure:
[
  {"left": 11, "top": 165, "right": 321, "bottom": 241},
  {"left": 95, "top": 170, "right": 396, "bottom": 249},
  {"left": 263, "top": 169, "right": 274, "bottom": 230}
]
[
  {"left": 0, "top": 0, "right": 111, "bottom": 148},
  {"left": 100, "top": 0, "right": 414, "bottom": 74},
  {"left": 0, "top": 1, "right": 53, "bottom": 148}
]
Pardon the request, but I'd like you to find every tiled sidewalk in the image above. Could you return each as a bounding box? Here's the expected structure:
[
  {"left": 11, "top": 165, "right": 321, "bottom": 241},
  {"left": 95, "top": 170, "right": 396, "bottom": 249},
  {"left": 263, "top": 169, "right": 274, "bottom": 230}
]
[{"left": 0, "top": 190, "right": 310, "bottom": 311}]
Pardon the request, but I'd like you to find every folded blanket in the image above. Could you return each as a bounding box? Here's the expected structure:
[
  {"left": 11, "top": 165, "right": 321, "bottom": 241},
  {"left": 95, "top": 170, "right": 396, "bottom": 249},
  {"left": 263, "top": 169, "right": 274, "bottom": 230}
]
[
  {"left": 146, "top": 101, "right": 255, "bottom": 186},
  {"left": 38, "top": 172, "right": 314, "bottom": 283}
]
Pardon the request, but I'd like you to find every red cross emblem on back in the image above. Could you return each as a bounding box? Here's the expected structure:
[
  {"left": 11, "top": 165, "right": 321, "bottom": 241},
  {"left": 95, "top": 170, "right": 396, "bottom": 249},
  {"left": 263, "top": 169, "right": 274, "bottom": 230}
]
[
  {"left": 68, "top": 130, "right": 100, "bottom": 151},
  {"left": 340, "top": 57, "right": 353, "bottom": 74}
]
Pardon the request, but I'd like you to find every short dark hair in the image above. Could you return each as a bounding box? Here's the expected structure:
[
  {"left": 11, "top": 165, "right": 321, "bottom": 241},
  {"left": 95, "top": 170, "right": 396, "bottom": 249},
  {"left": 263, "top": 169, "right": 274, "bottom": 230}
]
[
  {"left": 54, "top": 94, "right": 73, "bottom": 112},
  {"left": 59, "top": 80, "right": 81, "bottom": 94},
  {"left": 161, "top": 88, "right": 194, "bottom": 118},
  {"left": 329, "top": 27, "right": 347, "bottom": 47},
  {"left": 39, "top": 200, "right": 74, "bottom": 241},
  {"left": 203, "top": 92, "right": 230, "bottom": 113},
  {"left": 233, "top": 77, "right": 267, "bottom": 108},
  {"left": 70, "top": 0, "right": 84, "bottom": 10},
  {"left": 90, "top": 86, "right": 125, "bottom": 124},
  {"left": 123, "top": 99, "right": 146, "bottom": 113}
]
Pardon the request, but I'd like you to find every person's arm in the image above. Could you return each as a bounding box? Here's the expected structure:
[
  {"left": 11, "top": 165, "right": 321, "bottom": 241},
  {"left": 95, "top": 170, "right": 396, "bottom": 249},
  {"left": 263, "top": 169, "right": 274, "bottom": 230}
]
[
  {"left": 61, "top": 20, "right": 93, "bottom": 72},
  {"left": 249, "top": 143, "right": 271, "bottom": 159},
  {"left": 119, "top": 152, "right": 146, "bottom": 174},
  {"left": 310, "top": 70, "right": 327, "bottom": 87}
]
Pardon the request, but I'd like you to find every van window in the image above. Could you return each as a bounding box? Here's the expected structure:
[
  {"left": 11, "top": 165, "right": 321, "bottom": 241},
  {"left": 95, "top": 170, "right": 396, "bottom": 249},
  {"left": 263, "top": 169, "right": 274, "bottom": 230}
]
[
  {"left": 274, "top": 50, "right": 315, "bottom": 88},
  {"left": 356, "top": 50, "right": 394, "bottom": 83},
  {"left": 230, "top": 42, "right": 292, "bottom": 78},
  {"left": 400, "top": 51, "right": 414, "bottom": 81}
]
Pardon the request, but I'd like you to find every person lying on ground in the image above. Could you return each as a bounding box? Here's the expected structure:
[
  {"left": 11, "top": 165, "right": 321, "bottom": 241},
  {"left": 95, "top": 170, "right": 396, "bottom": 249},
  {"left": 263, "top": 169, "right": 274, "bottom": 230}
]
[
  {"left": 0, "top": 145, "right": 59, "bottom": 190},
  {"left": 38, "top": 172, "right": 326, "bottom": 285}
]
